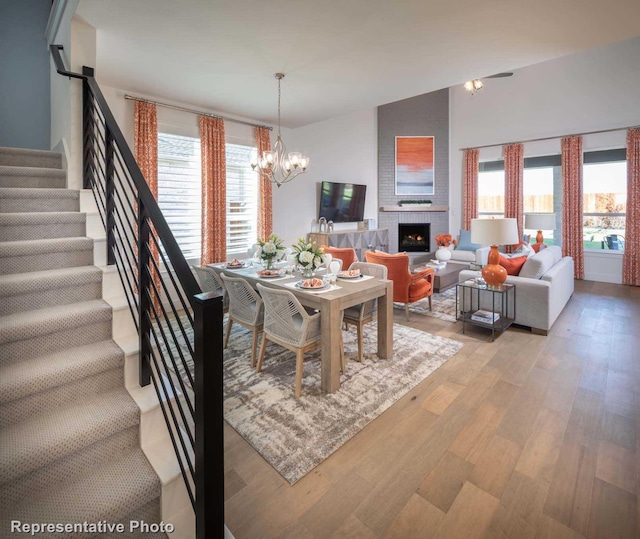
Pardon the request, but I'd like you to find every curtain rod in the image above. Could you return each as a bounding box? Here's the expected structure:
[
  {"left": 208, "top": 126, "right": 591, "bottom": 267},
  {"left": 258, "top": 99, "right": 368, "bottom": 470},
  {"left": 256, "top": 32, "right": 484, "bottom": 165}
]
[
  {"left": 459, "top": 124, "right": 640, "bottom": 151},
  {"left": 124, "top": 94, "right": 272, "bottom": 131}
]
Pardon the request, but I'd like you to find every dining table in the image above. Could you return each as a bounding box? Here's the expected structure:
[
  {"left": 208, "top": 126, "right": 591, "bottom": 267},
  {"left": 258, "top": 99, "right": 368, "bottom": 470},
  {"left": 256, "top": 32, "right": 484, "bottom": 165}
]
[{"left": 208, "top": 261, "right": 393, "bottom": 393}]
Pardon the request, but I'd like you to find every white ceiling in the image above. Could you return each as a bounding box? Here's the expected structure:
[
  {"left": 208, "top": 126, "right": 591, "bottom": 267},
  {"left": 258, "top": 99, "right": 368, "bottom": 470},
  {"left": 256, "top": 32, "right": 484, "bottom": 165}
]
[{"left": 76, "top": 0, "right": 640, "bottom": 128}]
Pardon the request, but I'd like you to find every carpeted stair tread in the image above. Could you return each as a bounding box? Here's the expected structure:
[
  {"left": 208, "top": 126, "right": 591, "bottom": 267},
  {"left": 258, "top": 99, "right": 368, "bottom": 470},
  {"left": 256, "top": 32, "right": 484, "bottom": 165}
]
[
  {"left": 0, "top": 339, "right": 124, "bottom": 404},
  {"left": 0, "top": 237, "right": 94, "bottom": 274},
  {"left": 0, "top": 266, "right": 102, "bottom": 297},
  {"left": 0, "top": 147, "right": 62, "bottom": 169},
  {"left": 0, "top": 236, "right": 93, "bottom": 257},
  {"left": 0, "top": 165, "right": 66, "bottom": 189},
  {"left": 0, "top": 212, "right": 86, "bottom": 241},
  {"left": 0, "top": 187, "right": 79, "bottom": 213},
  {"left": 0, "top": 266, "right": 103, "bottom": 316},
  {"left": 0, "top": 388, "right": 140, "bottom": 484},
  {"left": 1, "top": 447, "right": 161, "bottom": 537},
  {"left": 0, "top": 299, "right": 112, "bottom": 346}
]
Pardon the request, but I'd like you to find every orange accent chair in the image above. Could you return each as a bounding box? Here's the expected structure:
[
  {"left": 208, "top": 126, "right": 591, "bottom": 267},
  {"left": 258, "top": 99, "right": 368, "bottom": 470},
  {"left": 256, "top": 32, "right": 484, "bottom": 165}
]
[
  {"left": 364, "top": 250, "right": 435, "bottom": 321},
  {"left": 320, "top": 246, "right": 358, "bottom": 269}
]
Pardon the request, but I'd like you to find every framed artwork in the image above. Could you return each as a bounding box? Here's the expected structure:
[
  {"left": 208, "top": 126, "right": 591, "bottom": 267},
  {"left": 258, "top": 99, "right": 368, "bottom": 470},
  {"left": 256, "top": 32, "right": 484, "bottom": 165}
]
[{"left": 395, "top": 136, "right": 435, "bottom": 196}]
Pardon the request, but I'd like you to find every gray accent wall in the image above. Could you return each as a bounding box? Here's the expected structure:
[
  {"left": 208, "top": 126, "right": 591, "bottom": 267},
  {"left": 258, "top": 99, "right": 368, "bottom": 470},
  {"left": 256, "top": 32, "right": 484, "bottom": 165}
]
[
  {"left": 0, "top": 0, "right": 51, "bottom": 150},
  {"left": 377, "top": 89, "right": 449, "bottom": 254}
]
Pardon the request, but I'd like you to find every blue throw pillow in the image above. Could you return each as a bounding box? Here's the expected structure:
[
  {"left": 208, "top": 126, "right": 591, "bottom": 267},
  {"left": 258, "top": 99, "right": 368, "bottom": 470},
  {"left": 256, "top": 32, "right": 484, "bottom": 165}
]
[{"left": 456, "top": 229, "right": 482, "bottom": 251}]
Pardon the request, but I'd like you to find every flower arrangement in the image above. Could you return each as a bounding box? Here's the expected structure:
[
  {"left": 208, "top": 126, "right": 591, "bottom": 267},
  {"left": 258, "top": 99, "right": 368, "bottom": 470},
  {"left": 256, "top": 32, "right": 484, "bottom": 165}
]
[
  {"left": 291, "top": 238, "right": 326, "bottom": 277},
  {"left": 257, "top": 233, "right": 285, "bottom": 269},
  {"left": 435, "top": 233, "right": 457, "bottom": 247}
]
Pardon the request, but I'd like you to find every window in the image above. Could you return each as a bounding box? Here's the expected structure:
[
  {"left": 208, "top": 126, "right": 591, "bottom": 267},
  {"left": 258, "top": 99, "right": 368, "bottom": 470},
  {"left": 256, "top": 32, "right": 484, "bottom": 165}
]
[
  {"left": 226, "top": 144, "right": 258, "bottom": 256},
  {"left": 478, "top": 162, "right": 504, "bottom": 218},
  {"left": 523, "top": 163, "right": 559, "bottom": 245},
  {"left": 157, "top": 133, "right": 259, "bottom": 261},
  {"left": 158, "top": 133, "right": 202, "bottom": 260},
  {"left": 583, "top": 150, "right": 626, "bottom": 251}
]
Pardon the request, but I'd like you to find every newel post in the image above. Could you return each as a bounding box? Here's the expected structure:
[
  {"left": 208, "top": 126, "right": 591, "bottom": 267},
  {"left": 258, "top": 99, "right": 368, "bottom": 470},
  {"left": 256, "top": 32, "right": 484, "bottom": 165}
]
[{"left": 193, "top": 291, "right": 224, "bottom": 537}]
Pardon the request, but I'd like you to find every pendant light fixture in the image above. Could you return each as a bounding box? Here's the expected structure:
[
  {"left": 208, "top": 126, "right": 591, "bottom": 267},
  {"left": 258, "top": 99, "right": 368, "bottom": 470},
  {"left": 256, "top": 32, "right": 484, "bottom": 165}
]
[{"left": 251, "top": 73, "right": 309, "bottom": 187}]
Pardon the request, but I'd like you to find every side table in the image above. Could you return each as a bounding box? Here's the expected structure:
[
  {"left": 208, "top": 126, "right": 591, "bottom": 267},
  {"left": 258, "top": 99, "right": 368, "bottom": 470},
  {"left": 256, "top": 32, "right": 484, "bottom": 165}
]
[{"left": 456, "top": 281, "right": 516, "bottom": 341}]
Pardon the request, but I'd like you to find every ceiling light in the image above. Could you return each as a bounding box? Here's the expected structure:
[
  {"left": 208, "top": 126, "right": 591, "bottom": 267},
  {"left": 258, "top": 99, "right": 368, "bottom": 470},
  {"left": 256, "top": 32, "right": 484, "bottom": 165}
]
[
  {"left": 464, "top": 79, "right": 483, "bottom": 94},
  {"left": 251, "top": 73, "right": 309, "bottom": 187}
]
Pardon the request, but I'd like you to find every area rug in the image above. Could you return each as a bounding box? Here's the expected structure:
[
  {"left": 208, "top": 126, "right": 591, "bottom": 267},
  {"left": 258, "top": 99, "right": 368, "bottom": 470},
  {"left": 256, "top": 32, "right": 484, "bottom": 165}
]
[
  {"left": 158, "top": 317, "right": 463, "bottom": 484},
  {"left": 393, "top": 287, "right": 458, "bottom": 322}
]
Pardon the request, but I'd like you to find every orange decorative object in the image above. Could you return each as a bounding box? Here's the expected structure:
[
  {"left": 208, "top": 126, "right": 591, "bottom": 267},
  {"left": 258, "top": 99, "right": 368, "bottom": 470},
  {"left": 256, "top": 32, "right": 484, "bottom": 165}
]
[
  {"left": 320, "top": 246, "right": 357, "bottom": 268},
  {"left": 482, "top": 245, "right": 508, "bottom": 288},
  {"left": 364, "top": 250, "right": 434, "bottom": 321},
  {"left": 435, "top": 233, "right": 457, "bottom": 247},
  {"left": 498, "top": 254, "right": 527, "bottom": 276}
]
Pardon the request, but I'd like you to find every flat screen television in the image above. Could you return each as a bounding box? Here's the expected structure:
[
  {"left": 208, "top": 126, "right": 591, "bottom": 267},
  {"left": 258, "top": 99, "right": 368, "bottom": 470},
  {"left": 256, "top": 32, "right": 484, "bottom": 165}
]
[{"left": 318, "top": 181, "right": 367, "bottom": 223}]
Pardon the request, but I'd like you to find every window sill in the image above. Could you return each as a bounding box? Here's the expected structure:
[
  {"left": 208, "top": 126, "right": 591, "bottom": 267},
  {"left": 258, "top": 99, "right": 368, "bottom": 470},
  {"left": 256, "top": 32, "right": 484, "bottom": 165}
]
[{"left": 584, "top": 249, "right": 624, "bottom": 257}]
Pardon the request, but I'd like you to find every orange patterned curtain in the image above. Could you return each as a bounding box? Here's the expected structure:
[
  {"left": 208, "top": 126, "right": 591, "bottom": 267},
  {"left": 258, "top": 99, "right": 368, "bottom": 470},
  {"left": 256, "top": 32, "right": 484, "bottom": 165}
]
[
  {"left": 623, "top": 128, "right": 640, "bottom": 286},
  {"left": 561, "top": 136, "right": 584, "bottom": 279},
  {"left": 504, "top": 143, "right": 524, "bottom": 252},
  {"left": 134, "top": 101, "right": 161, "bottom": 312},
  {"left": 463, "top": 148, "right": 479, "bottom": 230},
  {"left": 256, "top": 127, "right": 272, "bottom": 240},
  {"left": 200, "top": 116, "right": 226, "bottom": 265}
]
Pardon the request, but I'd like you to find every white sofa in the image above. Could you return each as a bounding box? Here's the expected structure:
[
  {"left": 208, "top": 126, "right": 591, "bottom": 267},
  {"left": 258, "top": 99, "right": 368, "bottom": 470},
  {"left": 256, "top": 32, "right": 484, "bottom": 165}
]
[
  {"left": 446, "top": 244, "right": 490, "bottom": 266},
  {"left": 458, "top": 246, "right": 574, "bottom": 335}
]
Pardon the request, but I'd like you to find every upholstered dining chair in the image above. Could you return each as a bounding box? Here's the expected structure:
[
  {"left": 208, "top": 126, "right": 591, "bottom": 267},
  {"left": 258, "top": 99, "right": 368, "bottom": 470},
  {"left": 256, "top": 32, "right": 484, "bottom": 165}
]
[
  {"left": 255, "top": 283, "right": 323, "bottom": 398},
  {"left": 220, "top": 273, "right": 264, "bottom": 368},
  {"left": 343, "top": 262, "right": 387, "bottom": 363},
  {"left": 190, "top": 266, "right": 228, "bottom": 313},
  {"left": 364, "top": 250, "right": 435, "bottom": 321},
  {"left": 320, "top": 246, "right": 357, "bottom": 270}
]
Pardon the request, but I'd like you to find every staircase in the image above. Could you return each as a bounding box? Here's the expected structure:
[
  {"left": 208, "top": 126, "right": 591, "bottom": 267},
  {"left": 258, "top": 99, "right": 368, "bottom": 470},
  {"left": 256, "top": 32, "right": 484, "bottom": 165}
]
[{"left": 0, "top": 147, "right": 165, "bottom": 536}]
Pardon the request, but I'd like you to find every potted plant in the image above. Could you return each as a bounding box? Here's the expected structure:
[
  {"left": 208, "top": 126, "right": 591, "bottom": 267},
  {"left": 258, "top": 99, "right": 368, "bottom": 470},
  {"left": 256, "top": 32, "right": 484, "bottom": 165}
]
[
  {"left": 292, "top": 238, "right": 326, "bottom": 278},
  {"left": 257, "top": 233, "right": 285, "bottom": 269},
  {"left": 434, "top": 233, "right": 456, "bottom": 262}
]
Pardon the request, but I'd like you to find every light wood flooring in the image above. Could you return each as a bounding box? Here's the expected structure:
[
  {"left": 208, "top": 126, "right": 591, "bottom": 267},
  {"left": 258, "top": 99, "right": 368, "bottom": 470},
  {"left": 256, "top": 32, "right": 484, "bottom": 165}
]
[{"left": 224, "top": 280, "right": 640, "bottom": 538}]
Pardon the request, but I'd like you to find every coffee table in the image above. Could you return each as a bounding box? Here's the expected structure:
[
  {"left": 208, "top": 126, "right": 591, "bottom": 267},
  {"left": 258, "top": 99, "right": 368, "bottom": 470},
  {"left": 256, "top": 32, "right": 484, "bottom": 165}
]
[{"left": 413, "top": 261, "right": 469, "bottom": 293}]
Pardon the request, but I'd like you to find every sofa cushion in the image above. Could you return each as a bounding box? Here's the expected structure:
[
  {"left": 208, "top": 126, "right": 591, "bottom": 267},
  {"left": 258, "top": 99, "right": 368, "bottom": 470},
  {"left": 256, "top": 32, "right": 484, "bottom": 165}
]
[
  {"left": 456, "top": 229, "right": 482, "bottom": 251},
  {"left": 498, "top": 254, "right": 527, "bottom": 276},
  {"left": 519, "top": 246, "right": 561, "bottom": 279}
]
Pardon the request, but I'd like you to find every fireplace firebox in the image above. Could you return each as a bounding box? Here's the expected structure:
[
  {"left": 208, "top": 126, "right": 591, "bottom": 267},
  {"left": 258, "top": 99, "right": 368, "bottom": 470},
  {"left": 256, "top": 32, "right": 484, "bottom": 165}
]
[{"left": 398, "top": 223, "right": 430, "bottom": 252}]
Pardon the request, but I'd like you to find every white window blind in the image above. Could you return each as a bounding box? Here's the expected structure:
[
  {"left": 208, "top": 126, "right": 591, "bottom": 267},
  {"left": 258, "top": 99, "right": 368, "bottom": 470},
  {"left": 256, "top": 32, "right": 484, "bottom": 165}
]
[
  {"left": 157, "top": 134, "right": 258, "bottom": 260},
  {"left": 157, "top": 133, "right": 202, "bottom": 260},
  {"left": 226, "top": 144, "right": 258, "bottom": 255}
]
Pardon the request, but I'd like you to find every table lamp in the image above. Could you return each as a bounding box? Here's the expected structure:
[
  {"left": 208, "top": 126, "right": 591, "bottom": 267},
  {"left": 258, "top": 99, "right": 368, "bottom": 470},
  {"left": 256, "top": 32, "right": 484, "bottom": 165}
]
[
  {"left": 471, "top": 218, "right": 519, "bottom": 288},
  {"left": 524, "top": 213, "right": 556, "bottom": 253}
]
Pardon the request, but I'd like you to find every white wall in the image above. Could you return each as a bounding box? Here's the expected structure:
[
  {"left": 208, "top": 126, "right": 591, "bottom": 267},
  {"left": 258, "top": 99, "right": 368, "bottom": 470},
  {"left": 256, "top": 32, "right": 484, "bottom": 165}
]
[
  {"left": 273, "top": 109, "right": 378, "bottom": 246},
  {"left": 449, "top": 36, "right": 640, "bottom": 284}
]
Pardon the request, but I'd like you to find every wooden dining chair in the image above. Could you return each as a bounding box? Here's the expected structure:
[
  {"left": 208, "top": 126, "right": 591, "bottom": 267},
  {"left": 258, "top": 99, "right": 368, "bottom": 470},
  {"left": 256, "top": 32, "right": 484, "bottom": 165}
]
[
  {"left": 364, "top": 250, "right": 435, "bottom": 321},
  {"left": 190, "top": 266, "right": 229, "bottom": 313},
  {"left": 220, "top": 273, "right": 264, "bottom": 368},
  {"left": 256, "top": 283, "right": 323, "bottom": 398},
  {"left": 342, "top": 262, "right": 388, "bottom": 363}
]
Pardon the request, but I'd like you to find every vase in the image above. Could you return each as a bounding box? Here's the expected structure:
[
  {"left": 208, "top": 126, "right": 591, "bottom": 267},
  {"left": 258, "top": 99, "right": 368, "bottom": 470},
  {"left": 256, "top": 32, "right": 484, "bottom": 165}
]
[
  {"left": 435, "top": 245, "right": 451, "bottom": 262},
  {"left": 264, "top": 258, "right": 274, "bottom": 270},
  {"left": 301, "top": 267, "right": 315, "bottom": 278}
]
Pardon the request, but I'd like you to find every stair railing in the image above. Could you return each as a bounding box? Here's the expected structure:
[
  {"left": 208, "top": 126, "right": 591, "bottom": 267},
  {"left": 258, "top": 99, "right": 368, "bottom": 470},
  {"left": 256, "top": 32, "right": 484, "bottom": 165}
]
[{"left": 51, "top": 44, "right": 223, "bottom": 538}]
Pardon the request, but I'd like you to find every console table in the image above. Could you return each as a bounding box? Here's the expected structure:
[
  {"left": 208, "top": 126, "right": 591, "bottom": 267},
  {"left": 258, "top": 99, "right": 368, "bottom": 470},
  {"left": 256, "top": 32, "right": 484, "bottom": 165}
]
[{"left": 308, "top": 229, "right": 388, "bottom": 261}]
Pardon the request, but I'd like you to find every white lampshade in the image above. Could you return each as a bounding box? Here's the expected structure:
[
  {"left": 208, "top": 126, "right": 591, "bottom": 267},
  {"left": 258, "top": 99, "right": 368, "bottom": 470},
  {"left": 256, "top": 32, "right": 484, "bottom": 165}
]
[
  {"left": 471, "top": 218, "right": 519, "bottom": 246},
  {"left": 525, "top": 213, "right": 556, "bottom": 231}
]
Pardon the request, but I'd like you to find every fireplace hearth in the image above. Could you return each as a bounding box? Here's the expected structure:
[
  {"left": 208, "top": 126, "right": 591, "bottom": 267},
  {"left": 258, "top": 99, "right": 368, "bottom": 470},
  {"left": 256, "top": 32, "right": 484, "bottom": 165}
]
[{"left": 398, "top": 223, "right": 430, "bottom": 252}]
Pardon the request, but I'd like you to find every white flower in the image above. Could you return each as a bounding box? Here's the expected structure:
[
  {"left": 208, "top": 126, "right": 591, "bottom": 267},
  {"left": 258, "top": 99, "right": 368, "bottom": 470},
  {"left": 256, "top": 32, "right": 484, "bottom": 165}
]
[
  {"left": 299, "top": 251, "right": 314, "bottom": 265},
  {"left": 313, "top": 256, "right": 321, "bottom": 268},
  {"left": 263, "top": 242, "right": 276, "bottom": 255}
]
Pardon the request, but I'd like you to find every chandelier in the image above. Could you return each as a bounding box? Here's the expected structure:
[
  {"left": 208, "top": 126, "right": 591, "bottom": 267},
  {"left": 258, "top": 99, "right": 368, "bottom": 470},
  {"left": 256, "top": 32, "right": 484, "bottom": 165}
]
[
  {"left": 251, "top": 73, "right": 309, "bottom": 188},
  {"left": 464, "top": 79, "right": 483, "bottom": 94}
]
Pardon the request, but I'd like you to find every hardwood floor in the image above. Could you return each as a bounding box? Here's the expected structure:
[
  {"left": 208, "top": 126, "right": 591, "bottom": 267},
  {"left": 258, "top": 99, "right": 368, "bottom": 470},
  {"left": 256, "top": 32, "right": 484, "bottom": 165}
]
[{"left": 224, "top": 280, "right": 640, "bottom": 538}]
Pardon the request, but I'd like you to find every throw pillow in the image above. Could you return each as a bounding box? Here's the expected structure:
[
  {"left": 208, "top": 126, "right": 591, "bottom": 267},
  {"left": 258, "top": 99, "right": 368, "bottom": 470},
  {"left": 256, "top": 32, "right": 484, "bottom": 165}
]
[
  {"left": 513, "top": 242, "right": 535, "bottom": 256},
  {"left": 456, "top": 229, "right": 482, "bottom": 252},
  {"left": 498, "top": 254, "right": 527, "bottom": 276}
]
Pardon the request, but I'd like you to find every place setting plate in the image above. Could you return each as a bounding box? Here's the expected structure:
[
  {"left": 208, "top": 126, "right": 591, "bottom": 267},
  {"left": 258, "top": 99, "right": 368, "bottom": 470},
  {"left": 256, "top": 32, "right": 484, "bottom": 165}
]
[
  {"left": 294, "top": 278, "right": 330, "bottom": 291},
  {"left": 256, "top": 269, "right": 286, "bottom": 279},
  {"left": 337, "top": 270, "right": 363, "bottom": 280}
]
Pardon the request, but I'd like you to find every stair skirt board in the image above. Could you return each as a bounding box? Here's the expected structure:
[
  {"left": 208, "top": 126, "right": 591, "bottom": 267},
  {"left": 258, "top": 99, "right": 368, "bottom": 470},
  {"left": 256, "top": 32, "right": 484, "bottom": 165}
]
[{"left": 0, "top": 146, "right": 166, "bottom": 530}]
